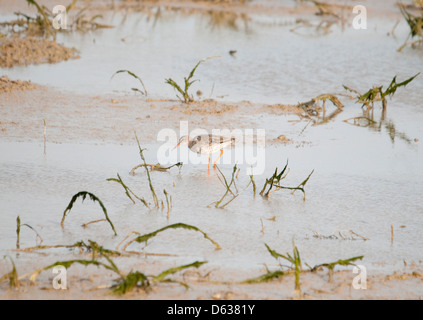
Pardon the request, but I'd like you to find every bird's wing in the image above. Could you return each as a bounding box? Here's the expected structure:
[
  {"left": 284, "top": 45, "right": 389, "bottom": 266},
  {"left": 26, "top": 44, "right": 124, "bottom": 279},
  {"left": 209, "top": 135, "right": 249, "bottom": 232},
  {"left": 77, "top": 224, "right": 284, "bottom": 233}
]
[{"left": 208, "top": 134, "right": 234, "bottom": 145}]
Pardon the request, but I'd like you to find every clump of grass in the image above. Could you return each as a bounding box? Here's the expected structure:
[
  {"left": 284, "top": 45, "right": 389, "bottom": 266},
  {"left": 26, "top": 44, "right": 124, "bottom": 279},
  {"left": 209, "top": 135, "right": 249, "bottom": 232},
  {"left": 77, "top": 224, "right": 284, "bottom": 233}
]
[
  {"left": 113, "top": 270, "right": 149, "bottom": 294},
  {"left": 25, "top": 0, "right": 55, "bottom": 38},
  {"left": 342, "top": 74, "right": 418, "bottom": 145},
  {"left": 27, "top": 240, "right": 207, "bottom": 295},
  {"left": 210, "top": 163, "right": 313, "bottom": 207},
  {"left": 266, "top": 242, "right": 302, "bottom": 291},
  {"left": 242, "top": 242, "right": 302, "bottom": 291},
  {"left": 118, "top": 223, "right": 221, "bottom": 251},
  {"left": 244, "top": 243, "right": 363, "bottom": 293},
  {"left": 398, "top": 3, "right": 423, "bottom": 51},
  {"left": 112, "top": 134, "right": 179, "bottom": 216},
  {"left": 344, "top": 73, "right": 420, "bottom": 112},
  {"left": 1, "top": 0, "right": 111, "bottom": 39},
  {"left": 165, "top": 56, "right": 218, "bottom": 103},
  {"left": 0, "top": 256, "right": 20, "bottom": 291},
  {"left": 113, "top": 260, "right": 207, "bottom": 294},
  {"left": 259, "top": 161, "right": 314, "bottom": 200},
  {"left": 111, "top": 70, "right": 148, "bottom": 96},
  {"left": 61, "top": 191, "right": 117, "bottom": 236},
  {"left": 211, "top": 165, "right": 237, "bottom": 208},
  {"left": 16, "top": 216, "right": 43, "bottom": 249},
  {"left": 210, "top": 165, "right": 254, "bottom": 209}
]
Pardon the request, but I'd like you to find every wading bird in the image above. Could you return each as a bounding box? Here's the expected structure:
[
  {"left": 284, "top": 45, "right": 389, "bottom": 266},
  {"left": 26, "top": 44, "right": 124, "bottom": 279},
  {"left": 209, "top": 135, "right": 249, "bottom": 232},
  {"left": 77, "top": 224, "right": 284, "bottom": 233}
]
[{"left": 174, "top": 134, "right": 236, "bottom": 175}]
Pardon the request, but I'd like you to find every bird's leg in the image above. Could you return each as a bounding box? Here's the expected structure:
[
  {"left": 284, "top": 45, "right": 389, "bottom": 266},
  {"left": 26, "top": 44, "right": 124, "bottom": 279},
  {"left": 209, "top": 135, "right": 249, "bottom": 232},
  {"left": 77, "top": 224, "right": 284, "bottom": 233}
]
[
  {"left": 213, "top": 149, "right": 224, "bottom": 169},
  {"left": 208, "top": 156, "right": 211, "bottom": 176}
]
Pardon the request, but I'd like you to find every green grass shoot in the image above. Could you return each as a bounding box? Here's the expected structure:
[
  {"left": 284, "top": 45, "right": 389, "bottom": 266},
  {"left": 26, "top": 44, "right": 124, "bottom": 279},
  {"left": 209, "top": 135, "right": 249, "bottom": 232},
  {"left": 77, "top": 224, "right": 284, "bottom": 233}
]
[
  {"left": 16, "top": 216, "right": 43, "bottom": 249},
  {"left": 27, "top": 239, "right": 207, "bottom": 295},
  {"left": 265, "top": 242, "right": 302, "bottom": 291},
  {"left": 120, "top": 223, "right": 221, "bottom": 251},
  {"left": 111, "top": 70, "right": 148, "bottom": 96},
  {"left": 243, "top": 242, "right": 363, "bottom": 293},
  {"left": 165, "top": 56, "right": 218, "bottom": 103},
  {"left": 152, "top": 261, "right": 207, "bottom": 283},
  {"left": 0, "top": 256, "right": 20, "bottom": 290}
]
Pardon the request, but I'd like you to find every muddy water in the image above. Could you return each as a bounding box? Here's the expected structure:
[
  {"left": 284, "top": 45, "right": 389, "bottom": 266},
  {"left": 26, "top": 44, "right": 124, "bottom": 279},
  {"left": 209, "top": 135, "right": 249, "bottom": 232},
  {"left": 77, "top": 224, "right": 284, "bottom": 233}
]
[{"left": 1, "top": 4, "right": 423, "bottom": 291}]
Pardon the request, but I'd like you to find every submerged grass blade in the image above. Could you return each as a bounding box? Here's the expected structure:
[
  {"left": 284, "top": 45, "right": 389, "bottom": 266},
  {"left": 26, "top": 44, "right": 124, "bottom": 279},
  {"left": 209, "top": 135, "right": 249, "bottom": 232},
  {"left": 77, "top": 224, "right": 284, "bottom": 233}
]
[
  {"left": 310, "top": 255, "right": 364, "bottom": 272},
  {"left": 14, "top": 240, "right": 125, "bottom": 259},
  {"left": 29, "top": 259, "right": 118, "bottom": 283},
  {"left": 153, "top": 261, "right": 207, "bottom": 283},
  {"left": 122, "top": 223, "right": 221, "bottom": 251},
  {"left": 242, "top": 270, "right": 285, "bottom": 284},
  {"left": 61, "top": 191, "right": 117, "bottom": 236}
]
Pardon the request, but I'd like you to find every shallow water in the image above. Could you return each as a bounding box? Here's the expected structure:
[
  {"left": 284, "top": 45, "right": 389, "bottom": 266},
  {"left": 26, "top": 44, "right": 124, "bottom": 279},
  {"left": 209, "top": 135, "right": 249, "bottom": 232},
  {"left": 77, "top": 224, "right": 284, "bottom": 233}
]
[
  {"left": 2, "top": 5, "right": 422, "bottom": 104},
  {"left": 1, "top": 2, "right": 423, "bottom": 287},
  {"left": 0, "top": 110, "right": 422, "bottom": 275}
]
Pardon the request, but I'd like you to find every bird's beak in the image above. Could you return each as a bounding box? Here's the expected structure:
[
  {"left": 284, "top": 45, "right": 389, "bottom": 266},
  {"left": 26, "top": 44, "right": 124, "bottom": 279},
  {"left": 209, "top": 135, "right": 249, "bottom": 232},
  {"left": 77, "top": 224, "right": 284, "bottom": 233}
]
[{"left": 172, "top": 142, "right": 181, "bottom": 151}]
